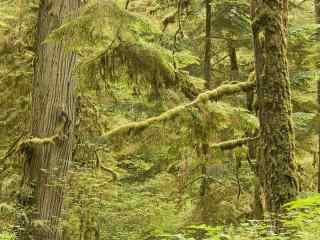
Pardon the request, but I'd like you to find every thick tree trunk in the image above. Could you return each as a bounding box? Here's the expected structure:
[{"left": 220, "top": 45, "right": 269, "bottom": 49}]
[
  {"left": 18, "top": 1, "right": 79, "bottom": 239},
  {"left": 252, "top": 0, "right": 297, "bottom": 214},
  {"left": 314, "top": 0, "right": 320, "bottom": 193},
  {"left": 318, "top": 80, "right": 320, "bottom": 193},
  {"left": 204, "top": 0, "right": 212, "bottom": 88}
]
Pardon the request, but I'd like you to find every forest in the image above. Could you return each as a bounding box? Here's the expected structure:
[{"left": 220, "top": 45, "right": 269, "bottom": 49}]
[{"left": 1, "top": 0, "right": 320, "bottom": 239}]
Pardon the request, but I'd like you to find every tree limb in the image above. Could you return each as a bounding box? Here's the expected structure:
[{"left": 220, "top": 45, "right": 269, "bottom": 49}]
[
  {"left": 19, "top": 135, "right": 59, "bottom": 148},
  {"left": 211, "top": 136, "right": 259, "bottom": 151},
  {"left": 95, "top": 80, "right": 255, "bottom": 144}
]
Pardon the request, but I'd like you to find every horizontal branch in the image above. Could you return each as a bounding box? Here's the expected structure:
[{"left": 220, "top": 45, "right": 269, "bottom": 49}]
[
  {"left": 18, "top": 135, "right": 59, "bottom": 151},
  {"left": 95, "top": 80, "right": 255, "bottom": 144},
  {"left": 19, "top": 135, "right": 59, "bottom": 147},
  {"left": 211, "top": 136, "right": 259, "bottom": 151}
]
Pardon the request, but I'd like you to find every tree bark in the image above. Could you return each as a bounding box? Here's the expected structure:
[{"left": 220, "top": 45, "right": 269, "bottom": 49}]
[
  {"left": 227, "top": 40, "right": 240, "bottom": 82},
  {"left": 204, "top": 0, "right": 212, "bottom": 88},
  {"left": 253, "top": 0, "right": 297, "bottom": 214},
  {"left": 250, "top": 0, "right": 265, "bottom": 219},
  {"left": 314, "top": 0, "right": 320, "bottom": 193},
  {"left": 18, "top": 1, "right": 79, "bottom": 239},
  {"left": 199, "top": 143, "right": 209, "bottom": 224}
]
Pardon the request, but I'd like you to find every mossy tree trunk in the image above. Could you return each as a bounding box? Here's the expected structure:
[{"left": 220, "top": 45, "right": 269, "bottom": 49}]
[
  {"left": 204, "top": 0, "right": 212, "bottom": 89},
  {"left": 314, "top": 0, "right": 320, "bottom": 193},
  {"left": 250, "top": 0, "right": 265, "bottom": 219},
  {"left": 252, "top": 0, "right": 297, "bottom": 214},
  {"left": 18, "top": 1, "right": 79, "bottom": 239}
]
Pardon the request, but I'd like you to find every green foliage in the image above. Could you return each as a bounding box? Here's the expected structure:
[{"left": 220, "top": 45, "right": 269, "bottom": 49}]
[
  {"left": 162, "top": 194, "right": 320, "bottom": 240},
  {"left": 0, "top": 232, "right": 15, "bottom": 240},
  {"left": 1, "top": 0, "right": 320, "bottom": 239},
  {"left": 212, "top": 0, "right": 251, "bottom": 37},
  {"left": 47, "top": 0, "right": 200, "bottom": 97},
  {"left": 282, "top": 194, "right": 320, "bottom": 239}
]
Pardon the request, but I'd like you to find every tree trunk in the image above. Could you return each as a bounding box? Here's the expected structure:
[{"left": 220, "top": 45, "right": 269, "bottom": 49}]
[
  {"left": 252, "top": 0, "right": 297, "bottom": 214},
  {"left": 18, "top": 1, "right": 79, "bottom": 239},
  {"left": 317, "top": 80, "right": 320, "bottom": 193},
  {"left": 250, "top": 0, "right": 265, "bottom": 219},
  {"left": 199, "top": 142, "right": 209, "bottom": 224},
  {"left": 204, "top": 0, "right": 212, "bottom": 89},
  {"left": 316, "top": 0, "right": 320, "bottom": 23},
  {"left": 314, "top": 0, "right": 320, "bottom": 193},
  {"left": 227, "top": 40, "right": 240, "bottom": 82}
]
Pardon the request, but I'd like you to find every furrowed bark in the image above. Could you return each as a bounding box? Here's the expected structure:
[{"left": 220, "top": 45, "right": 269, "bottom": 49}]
[
  {"left": 18, "top": 1, "right": 79, "bottom": 239},
  {"left": 314, "top": 0, "right": 320, "bottom": 193}
]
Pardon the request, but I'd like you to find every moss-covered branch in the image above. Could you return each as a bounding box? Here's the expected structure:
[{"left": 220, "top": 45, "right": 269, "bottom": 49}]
[
  {"left": 95, "top": 80, "right": 255, "bottom": 144},
  {"left": 18, "top": 135, "right": 59, "bottom": 151},
  {"left": 211, "top": 136, "right": 259, "bottom": 151},
  {"left": 1, "top": 135, "right": 62, "bottom": 163},
  {"left": 22, "top": 136, "right": 58, "bottom": 145}
]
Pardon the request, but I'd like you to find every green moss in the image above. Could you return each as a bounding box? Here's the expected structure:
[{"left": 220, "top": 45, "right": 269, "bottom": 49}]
[{"left": 95, "top": 80, "right": 255, "bottom": 144}]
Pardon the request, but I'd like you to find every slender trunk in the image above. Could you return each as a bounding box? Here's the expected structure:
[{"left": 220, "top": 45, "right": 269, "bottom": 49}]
[
  {"left": 253, "top": 0, "right": 297, "bottom": 214},
  {"left": 251, "top": 0, "right": 265, "bottom": 83},
  {"left": 204, "top": 0, "right": 212, "bottom": 88},
  {"left": 314, "top": 0, "right": 320, "bottom": 193},
  {"left": 125, "top": 0, "right": 130, "bottom": 9},
  {"left": 250, "top": 0, "right": 265, "bottom": 219},
  {"left": 227, "top": 40, "right": 240, "bottom": 82},
  {"left": 199, "top": 143, "right": 209, "bottom": 224},
  {"left": 18, "top": 1, "right": 79, "bottom": 239},
  {"left": 316, "top": 0, "right": 320, "bottom": 23}
]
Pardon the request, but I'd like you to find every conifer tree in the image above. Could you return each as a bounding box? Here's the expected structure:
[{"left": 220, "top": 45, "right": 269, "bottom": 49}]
[
  {"left": 18, "top": 1, "right": 80, "bottom": 239},
  {"left": 314, "top": 0, "right": 320, "bottom": 193},
  {"left": 252, "top": 0, "right": 298, "bottom": 214},
  {"left": 204, "top": 0, "right": 212, "bottom": 88}
]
